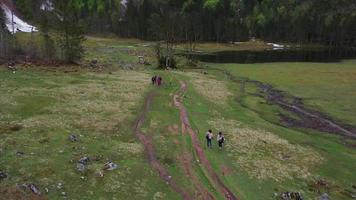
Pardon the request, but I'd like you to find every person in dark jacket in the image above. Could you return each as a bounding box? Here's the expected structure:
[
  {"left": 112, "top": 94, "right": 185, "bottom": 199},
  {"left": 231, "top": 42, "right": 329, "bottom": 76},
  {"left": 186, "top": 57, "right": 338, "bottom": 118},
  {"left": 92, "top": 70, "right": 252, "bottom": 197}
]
[{"left": 217, "top": 132, "right": 225, "bottom": 149}]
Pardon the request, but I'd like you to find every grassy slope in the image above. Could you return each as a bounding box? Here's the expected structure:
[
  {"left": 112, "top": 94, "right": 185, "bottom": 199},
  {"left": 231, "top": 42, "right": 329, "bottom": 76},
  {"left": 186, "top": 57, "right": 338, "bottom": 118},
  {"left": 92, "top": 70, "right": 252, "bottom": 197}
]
[
  {"left": 213, "top": 61, "right": 356, "bottom": 127},
  {"left": 0, "top": 38, "right": 179, "bottom": 199},
  {"left": 178, "top": 68, "right": 356, "bottom": 199},
  {"left": 1, "top": 36, "right": 355, "bottom": 199}
]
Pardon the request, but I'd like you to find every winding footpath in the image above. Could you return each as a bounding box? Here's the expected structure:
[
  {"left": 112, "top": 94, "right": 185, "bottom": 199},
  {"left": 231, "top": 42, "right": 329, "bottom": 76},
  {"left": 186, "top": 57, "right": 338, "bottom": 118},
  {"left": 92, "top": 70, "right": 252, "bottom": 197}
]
[
  {"left": 173, "top": 81, "right": 239, "bottom": 200},
  {"left": 133, "top": 91, "right": 192, "bottom": 200},
  {"left": 133, "top": 81, "right": 239, "bottom": 199}
]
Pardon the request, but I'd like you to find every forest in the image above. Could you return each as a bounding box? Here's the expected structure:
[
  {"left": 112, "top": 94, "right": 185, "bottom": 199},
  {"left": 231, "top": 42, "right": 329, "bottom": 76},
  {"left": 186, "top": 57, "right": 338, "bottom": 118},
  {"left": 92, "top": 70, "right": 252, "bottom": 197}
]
[
  {"left": 3, "top": 0, "right": 356, "bottom": 45},
  {"left": 1, "top": 1, "right": 356, "bottom": 200}
]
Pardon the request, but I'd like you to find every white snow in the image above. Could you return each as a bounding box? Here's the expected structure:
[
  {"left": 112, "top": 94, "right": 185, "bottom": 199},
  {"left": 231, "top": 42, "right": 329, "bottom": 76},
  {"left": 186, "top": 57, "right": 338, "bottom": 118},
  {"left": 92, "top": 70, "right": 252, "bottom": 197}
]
[
  {"left": 1, "top": 3, "right": 37, "bottom": 34},
  {"left": 267, "top": 43, "right": 285, "bottom": 50},
  {"left": 40, "top": 0, "right": 54, "bottom": 11}
]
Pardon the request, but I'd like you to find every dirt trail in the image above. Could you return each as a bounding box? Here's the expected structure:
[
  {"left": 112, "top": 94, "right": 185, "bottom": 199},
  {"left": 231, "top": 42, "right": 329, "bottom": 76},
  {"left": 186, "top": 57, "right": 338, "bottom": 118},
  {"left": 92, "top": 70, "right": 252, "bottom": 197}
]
[
  {"left": 133, "top": 91, "right": 192, "bottom": 200},
  {"left": 174, "top": 82, "right": 239, "bottom": 200},
  {"left": 179, "top": 125, "right": 216, "bottom": 200}
]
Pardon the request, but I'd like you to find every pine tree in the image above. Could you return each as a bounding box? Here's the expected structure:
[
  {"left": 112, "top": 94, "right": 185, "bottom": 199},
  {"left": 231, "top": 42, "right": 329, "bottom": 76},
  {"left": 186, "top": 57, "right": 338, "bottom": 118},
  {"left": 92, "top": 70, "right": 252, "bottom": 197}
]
[{"left": 53, "top": 0, "right": 85, "bottom": 63}]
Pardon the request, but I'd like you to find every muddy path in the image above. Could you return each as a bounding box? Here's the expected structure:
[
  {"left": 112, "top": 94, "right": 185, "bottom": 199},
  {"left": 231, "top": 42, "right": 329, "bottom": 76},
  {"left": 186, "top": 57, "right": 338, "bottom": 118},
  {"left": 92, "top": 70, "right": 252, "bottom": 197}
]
[
  {"left": 219, "top": 69, "right": 356, "bottom": 140},
  {"left": 179, "top": 125, "right": 216, "bottom": 200},
  {"left": 133, "top": 91, "right": 192, "bottom": 200},
  {"left": 174, "top": 82, "right": 239, "bottom": 200}
]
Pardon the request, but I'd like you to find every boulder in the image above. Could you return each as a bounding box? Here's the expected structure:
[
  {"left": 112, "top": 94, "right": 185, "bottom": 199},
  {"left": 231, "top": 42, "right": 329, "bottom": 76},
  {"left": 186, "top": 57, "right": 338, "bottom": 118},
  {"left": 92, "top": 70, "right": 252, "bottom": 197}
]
[
  {"left": 103, "top": 161, "right": 118, "bottom": 171},
  {"left": 0, "top": 171, "right": 8, "bottom": 180}
]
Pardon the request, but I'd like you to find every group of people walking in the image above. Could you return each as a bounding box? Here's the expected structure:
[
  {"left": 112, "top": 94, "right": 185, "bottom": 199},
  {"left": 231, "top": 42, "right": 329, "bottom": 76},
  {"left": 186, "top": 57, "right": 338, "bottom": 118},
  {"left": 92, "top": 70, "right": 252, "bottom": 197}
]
[
  {"left": 151, "top": 75, "right": 162, "bottom": 86},
  {"left": 206, "top": 129, "right": 225, "bottom": 149}
]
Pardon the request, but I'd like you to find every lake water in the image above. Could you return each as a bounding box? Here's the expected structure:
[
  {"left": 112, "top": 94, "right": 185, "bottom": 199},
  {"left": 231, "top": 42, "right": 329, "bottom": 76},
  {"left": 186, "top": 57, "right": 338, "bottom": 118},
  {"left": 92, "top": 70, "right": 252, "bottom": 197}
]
[{"left": 189, "top": 48, "right": 356, "bottom": 63}]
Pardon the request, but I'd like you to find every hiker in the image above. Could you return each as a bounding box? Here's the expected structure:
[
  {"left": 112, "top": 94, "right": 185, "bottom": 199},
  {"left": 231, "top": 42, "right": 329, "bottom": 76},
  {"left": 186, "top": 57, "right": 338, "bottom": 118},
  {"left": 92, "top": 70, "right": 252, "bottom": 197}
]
[
  {"left": 151, "top": 75, "right": 157, "bottom": 85},
  {"left": 206, "top": 129, "right": 213, "bottom": 148},
  {"left": 217, "top": 132, "right": 225, "bottom": 149},
  {"left": 157, "top": 76, "right": 162, "bottom": 86}
]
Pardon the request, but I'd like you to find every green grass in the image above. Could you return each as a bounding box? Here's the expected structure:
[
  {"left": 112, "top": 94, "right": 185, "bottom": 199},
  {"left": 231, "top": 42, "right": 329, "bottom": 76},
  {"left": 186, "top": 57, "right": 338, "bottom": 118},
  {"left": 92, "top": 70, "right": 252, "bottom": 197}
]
[
  {"left": 0, "top": 68, "right": 179, "bottom": 199},
  {"left": 177, "top": 68, "right": 356, "bottom": 199},
  {"left": 212, "top": 61, "right": 356, "bottom": 126},
  {"left": 1, "top": 36, "right": 355, "bottom": 199}
]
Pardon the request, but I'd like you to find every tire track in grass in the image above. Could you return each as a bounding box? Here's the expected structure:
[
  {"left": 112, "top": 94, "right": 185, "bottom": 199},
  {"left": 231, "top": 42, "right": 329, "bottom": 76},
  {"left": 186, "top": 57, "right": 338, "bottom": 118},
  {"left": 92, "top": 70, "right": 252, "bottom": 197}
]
[
  {"left": 179, "top": 125, "right": 216, "bottom": 200},
  {"left": 133, "top": 91, "right": 192, "bottom": 200},
  {"left": 173, "top": 82, "right": 239, "bottom": 200}
]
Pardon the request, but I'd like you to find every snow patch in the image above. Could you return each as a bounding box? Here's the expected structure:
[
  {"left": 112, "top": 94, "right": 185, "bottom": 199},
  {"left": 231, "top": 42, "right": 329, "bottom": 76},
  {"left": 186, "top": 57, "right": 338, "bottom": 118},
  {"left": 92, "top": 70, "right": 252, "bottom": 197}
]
[
  {"left": 1, "top": 3, "right": 37, "bottom": 34},
  {"left": 267, "top": 43, "right": 285, "bottom": 50}
]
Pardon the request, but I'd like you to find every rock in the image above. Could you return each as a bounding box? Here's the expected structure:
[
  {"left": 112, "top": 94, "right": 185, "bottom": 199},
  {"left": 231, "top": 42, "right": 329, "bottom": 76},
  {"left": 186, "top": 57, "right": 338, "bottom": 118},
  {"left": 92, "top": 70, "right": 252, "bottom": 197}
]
[
  {"left": 0, "top": 171, "right": 8, "bottom": 180},
  {"left": 103, "top": 161, "right": 118, "bottom": 171},
  {"left": 28, "top": 183, "right": 41, "bottom": 195},
  {"left": 57, "top": 182, "right": 63, "bottom": 189},
  {"left": 279, "top": 192, "right": 303, "bottom": 200},
  {"left": 78, "top": 156, "right": 90, "bottom": 165},
  {"left": 95, "top": 170, "right": 104, "bottom": 177},
  {"left": 76, "top": 163, "right": 86, "bottom": 172},
  {"left": 16, "top": 151, "right": 25, "bottom": 156},
  {"left": 69, "top": 134, "right": 78, "bottom": 142},
  {"left": 320, "top": 193, "right": 329, "bottom": 200}
]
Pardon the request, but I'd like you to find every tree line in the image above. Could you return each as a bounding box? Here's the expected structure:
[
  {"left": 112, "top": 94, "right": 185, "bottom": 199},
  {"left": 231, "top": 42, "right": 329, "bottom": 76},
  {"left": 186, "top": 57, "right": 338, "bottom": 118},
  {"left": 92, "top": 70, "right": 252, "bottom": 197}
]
[
  {"left": 1, "top": 0, "right": 356, "bottom": 63},
  {"left": 10, "top": 0, "right": 356, "bottom": 45}
]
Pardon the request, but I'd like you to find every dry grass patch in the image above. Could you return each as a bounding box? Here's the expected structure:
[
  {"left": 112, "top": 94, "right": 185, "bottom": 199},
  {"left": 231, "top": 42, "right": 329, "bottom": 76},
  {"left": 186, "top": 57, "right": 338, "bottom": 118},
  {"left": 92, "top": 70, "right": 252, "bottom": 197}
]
[
  {"left": 208, "top": 118, "right": 323, "bottom": 182},
  {"left": 5, "top": 71, "right": 150, "bottom": 133},
  {"left": 177, "top": 71, "right": 233, "bottom": 105}
]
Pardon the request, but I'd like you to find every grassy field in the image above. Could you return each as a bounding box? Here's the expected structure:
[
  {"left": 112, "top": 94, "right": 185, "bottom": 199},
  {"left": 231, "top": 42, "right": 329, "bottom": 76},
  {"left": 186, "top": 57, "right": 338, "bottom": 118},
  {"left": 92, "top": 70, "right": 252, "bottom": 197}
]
[
  {"left": 211, "top": 61, "right": 356, "bottom": 127},
  {"left": 1, "top": 37, "right": 355, "bottom": 199}
]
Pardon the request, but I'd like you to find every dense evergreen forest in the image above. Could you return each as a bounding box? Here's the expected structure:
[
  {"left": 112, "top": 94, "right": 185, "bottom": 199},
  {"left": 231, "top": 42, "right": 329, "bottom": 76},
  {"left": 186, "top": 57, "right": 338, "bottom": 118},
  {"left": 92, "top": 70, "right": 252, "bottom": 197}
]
[
  {"left": 5, "top": 0, "right": 356, "bottom": 46},
  {"left": 1, "top": 0, "right": 356, "bottom": 63}
]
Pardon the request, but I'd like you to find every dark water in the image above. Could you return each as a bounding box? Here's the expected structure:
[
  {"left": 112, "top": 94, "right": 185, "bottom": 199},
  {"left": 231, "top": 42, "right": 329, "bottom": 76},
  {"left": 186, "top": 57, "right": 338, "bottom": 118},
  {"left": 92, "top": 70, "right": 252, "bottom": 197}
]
[{"left": 189, "top": 48, "right": 356, "bottom": 63}]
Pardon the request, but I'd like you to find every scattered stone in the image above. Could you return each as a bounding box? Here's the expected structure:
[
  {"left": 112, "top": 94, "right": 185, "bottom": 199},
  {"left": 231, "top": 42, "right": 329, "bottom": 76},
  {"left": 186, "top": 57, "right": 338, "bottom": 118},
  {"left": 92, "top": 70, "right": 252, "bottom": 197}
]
[
  {"left": 28, "top": 183, "right": 41, "bottom": 195},
  {"left": 16, "top": 151, "right": 25, "bottom": 156},
  {"left": 69, "top": 134, "right": 78, "bottom": 142},
  {"left": 45, "top": 187, "right": 49, "bottom": 193},
  {"left": 78, "top": 156, "right": 90, "bottom": 165},
  {"left": 80, "top": 176, "right": 85, "bottom": 180},
  {"left": 0, "top": 171, "right": 8, "bottom": 180},
  {"left": 8, "top": 62, "right": 16, "bottom": 72},
  {"left": 278, "top": 192, "right": 303, "bottom": 200},
  {"left": 95, "top": 170, "right": 104, "bottom": 178},
  {"left": 61, "top": 191, "right": 66, "bottom": 196},
  {"left": 320, "top": 193, "right": 329, "bottom": 200},
  {"left": 57, "top": 182, "right": 63, "bottom": 190},
  {"left": 91, "top": 59, "right": 98, "bottom": 65},
  {"left": 76, "top": 163, "right": 86, "bottom": 172},
  {"left": 103, "top": 161, "right": 118, "bottom": 171}
]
